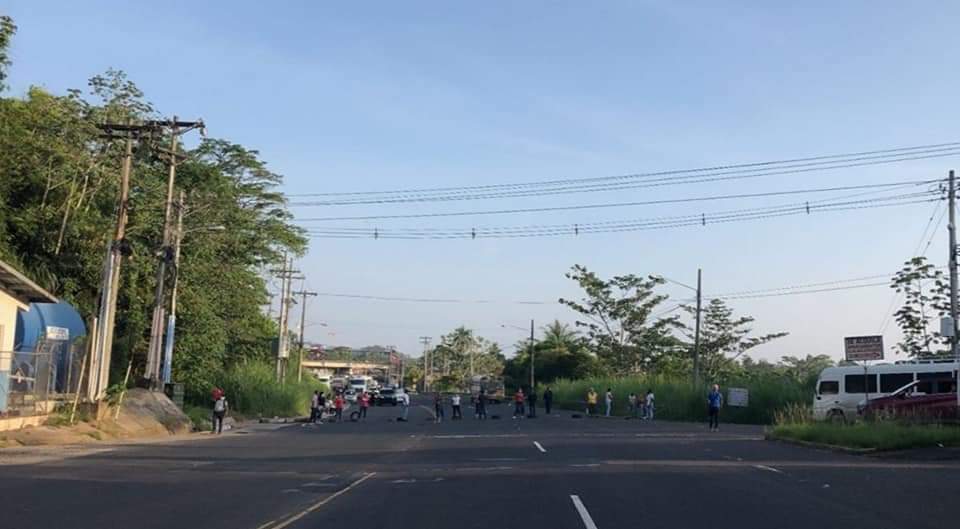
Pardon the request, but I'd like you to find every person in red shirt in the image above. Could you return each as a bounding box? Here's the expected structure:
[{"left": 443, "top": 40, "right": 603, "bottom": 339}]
[
  {"left": 359, "top": 391, "right": 370, "bottom": 420},
  {"left": 334, "top": 393, "right": 345, "bottom": 422},
  {"left": 513, "top": 388, "right": 525, "bottom": 419}
]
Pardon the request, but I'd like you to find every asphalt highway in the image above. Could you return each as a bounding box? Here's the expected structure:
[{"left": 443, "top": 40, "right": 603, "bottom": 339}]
[{"left": 1, "top": 397, "right": 958, "bottom": 529}]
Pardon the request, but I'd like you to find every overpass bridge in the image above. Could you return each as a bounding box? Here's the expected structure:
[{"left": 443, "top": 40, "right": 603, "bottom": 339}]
[{"left": 300, "top": 359, "right": 399, "bottom": 384}]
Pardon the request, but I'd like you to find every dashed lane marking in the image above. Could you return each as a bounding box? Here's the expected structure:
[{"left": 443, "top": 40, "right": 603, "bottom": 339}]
[
  {"left": 256, "top": 472, "right": 377, "bottom": 529},
  {"left": 570, "top": 495, "right": 599, "bottom": 529},
  {"left": 534, "top": 441, "right": 547, "bottom": 453}
]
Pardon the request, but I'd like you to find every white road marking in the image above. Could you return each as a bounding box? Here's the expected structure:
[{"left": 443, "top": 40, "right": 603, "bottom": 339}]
[
  {"left": 533, "top": 441, "right": 547, "bottom": 453},
  {"left": 569, "top": 463, "right": 601, "bottom": 468},
  {"left": 263, "top": 472, "right": 377, "bottom": 529},
  {"left": 570, "top": 495, "right": 599, "bottom": 529},
  {"left": 754, "top": 464, "right": 783, "bottom": 474},
  {"left": 391, "top": 479, "right": 417, "bottom": 483},
  {"left": 430, "top": 434, "right": 526, "bottom": 439},
  {"left": 476, "top": 458, "right": 527, "bottom": 462}
]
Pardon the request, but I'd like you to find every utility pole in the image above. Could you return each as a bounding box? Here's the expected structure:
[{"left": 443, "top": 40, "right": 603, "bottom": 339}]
[
  {"left": 146, "top": 117, "right": 205, "bottom": 389},
  {"left": 161, "top": 190, "right": 186, "bottom": 385},
  {"left": 88, "top": 128, "right": 134, "bottom": 402},
  {"left": 948, "top": 170, "right": 959, "bottom": 408},
  {"left": 529, "top": 319, "right": 535, "bottom": 391},
  {"left": 693, "top": 268, "right": 703, "bottom": 388},
  {"left": 293, "top": 284, "right": 318, "bottom": 383},
  {"left": 419, "top": 336, "right": 432, "bottom": 392},
  {"left": 272, "top": 257, "right": 301, "bottom": 383}
]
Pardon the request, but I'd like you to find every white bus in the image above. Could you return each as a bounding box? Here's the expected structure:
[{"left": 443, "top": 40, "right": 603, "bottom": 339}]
[{"left": 813, "top": 360, "right": 958, "bottom": 421}]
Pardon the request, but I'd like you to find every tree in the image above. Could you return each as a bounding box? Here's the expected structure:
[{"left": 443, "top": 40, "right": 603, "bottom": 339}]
[
  {"left": 680, "top": 299, "right": 788, "bottom": 382},
  {"left": 0, "top": 16, "right": 15, "bottom": 91},
  {"left": 504, "top": 320, "right": 598, "bottom": 387},
  {"left": 778, "top": 354, "right": 834, "bottom": 387},
  {"left": 427, "top": 327, "right": 504, "bottom": 390},
  {"left": 559, "top": 265, "right": 681, "bottom": 374},
  {"left": 891, "top": 256, "right": 950, "bottom": 358}
]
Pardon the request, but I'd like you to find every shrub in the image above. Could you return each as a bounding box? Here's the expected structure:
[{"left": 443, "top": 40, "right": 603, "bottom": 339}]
[{"left": 214, "top": 361, "right": 326, "bottom": 418}]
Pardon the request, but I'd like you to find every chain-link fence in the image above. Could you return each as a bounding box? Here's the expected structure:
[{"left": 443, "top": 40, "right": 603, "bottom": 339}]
[{"left": 0, "top": 343, "right": 88, "bottom": 417}]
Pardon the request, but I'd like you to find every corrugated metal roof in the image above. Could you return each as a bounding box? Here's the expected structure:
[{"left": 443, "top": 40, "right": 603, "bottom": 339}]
[{"left": 0, "top": 260, "right": 58, "bottom": 304}]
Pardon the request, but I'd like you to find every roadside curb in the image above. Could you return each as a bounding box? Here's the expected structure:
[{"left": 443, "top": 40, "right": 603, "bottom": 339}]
[
  {"left": 258, "top": 416, "right": 308, "bottom": 424},
  {"left": 764, "top": 433, "right": 877, "bottom": 455}
]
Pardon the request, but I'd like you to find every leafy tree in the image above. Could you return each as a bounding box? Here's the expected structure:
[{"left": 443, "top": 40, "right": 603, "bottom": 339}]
[
  {"left": 427, "top": 326, "right": 504, "bottom": 390},
  {"left": 777, "top": 354, "right": 834, "bottom": 387},
  {"left": 891, "top": 256, "right": 950, "bottom": 358},
  {"left": 0, "top": 29, "right": 305, "bottom": 401},
  {"left": 0, "top": 15, "right": 15, "bottom": 91},
  {"left": 680, "top": 299, "right": 788, "bottom": 382},
  {"left": 504, "top": 320, "right": 598, "bottom": 387},
  {"left": 559, "top": 265, "right": 681, "bottom": 374}
]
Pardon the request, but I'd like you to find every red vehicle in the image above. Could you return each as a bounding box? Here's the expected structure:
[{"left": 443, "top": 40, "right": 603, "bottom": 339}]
[{"left": 860, "top": 379, "right": 959, "bottom": 422}]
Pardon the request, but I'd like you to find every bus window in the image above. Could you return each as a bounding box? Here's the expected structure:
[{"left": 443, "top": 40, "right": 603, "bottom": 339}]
[
  {"left": 818, "top": 381, "right": 839, "bottom": 395},
  {"left": 917, "top": 372, "right": 953, "bottom": 394},
  {"left": 845, "top": 374, "right": 877, "bottom": 394},
  {"left": 880, "top": 373, "right": 914, "bottom": 393}
]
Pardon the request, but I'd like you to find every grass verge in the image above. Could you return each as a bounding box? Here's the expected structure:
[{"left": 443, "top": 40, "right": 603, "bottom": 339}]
[
  {"left": 215, "top": 361, "right": 326, "bottom": 418},
  {"left": 769, "top": 421, "right": 960, "bottom": 451}
]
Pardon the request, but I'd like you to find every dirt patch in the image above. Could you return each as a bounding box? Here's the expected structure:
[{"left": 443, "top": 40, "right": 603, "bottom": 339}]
[{"left": 0, "top": 389, "right": 192, "bottom": 448}]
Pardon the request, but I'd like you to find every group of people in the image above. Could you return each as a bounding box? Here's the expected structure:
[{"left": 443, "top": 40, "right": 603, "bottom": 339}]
[
  {"left": 628, "top": 390, "right": 656, "bottom": 420},
  {"left": 510, "top": 386, "right": 554, "bottom": 419},
  {"left": 309, "top": 388, "right": 406, "bottom": 423},
  {"left": 581, "top": 384, "right": 726, "bottom": 430}
]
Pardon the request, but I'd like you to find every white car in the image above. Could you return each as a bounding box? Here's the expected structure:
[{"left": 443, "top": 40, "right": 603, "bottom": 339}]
[{"left": 344, "top": 389, "right": 358, "bottom": 403}]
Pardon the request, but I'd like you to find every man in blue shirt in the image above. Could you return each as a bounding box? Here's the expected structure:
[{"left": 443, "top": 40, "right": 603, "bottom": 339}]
[{"left": 707, "top": 384, "right": 723, "bottom": 432}]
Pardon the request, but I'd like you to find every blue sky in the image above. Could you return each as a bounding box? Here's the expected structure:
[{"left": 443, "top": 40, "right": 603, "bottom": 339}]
[{"left": 5, "top": 1, "right": 959, "bottom": 362}]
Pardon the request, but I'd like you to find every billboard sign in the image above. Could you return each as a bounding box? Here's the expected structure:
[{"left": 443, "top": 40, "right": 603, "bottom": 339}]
[
  {"left": 727, "top": 387, "right": 749, "bottom": 407},
  {"left": 844, "top": 335, "right": 884, "bottom": 362}
]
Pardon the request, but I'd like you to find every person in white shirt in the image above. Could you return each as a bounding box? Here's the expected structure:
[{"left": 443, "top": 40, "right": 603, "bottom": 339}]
[
  {"left": 451, "top": 394, "right": 462, "bottom": 420},
  {"left": 604, "top": 388, "right": 613, "bottom": 417},
  {"left": 397, "top": 390, "right": 410, "bottom": 422},
  {"left": 644, "top": 389, "right": 655, "bottom": 420}
]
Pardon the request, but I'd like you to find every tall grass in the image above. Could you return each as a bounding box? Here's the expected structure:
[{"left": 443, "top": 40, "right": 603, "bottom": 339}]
[
  {"left": 216, "top": 361, "right": 326, "bottom": 418},
  {"left": 548, "top": 374, "right": 811, "bottom": 424},
  {"left": 770, "top": 421, "right": 960, "bottom": 450}
]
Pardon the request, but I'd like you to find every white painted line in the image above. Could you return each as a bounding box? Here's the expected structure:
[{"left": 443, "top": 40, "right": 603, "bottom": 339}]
[
  {"left": 569, "top": 463, "right": 601, "bottom": 468},
  {"left": 533, "top": 441, "right": 547, "bottom": 453},
  {"left": 476, "top": 458, "right": 527, "bottom": 462},
  {"left": 754, "top": 464, "right": 783, "bottom": 474},
  {"left": 265, "top": 472, "right": 377, "bottom": 529},
  {"left": 570, "top": 495, "right": 599, "bottom": 529}
]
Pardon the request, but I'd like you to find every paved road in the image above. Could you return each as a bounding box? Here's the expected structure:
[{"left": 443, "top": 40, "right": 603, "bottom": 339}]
[{"left": 1, "top": 398, "right": 957, "bottom": 529}]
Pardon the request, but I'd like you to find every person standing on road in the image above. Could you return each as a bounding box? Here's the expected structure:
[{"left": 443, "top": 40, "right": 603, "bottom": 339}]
[
  {"left": 317, "top": 392, "right": 326, "bottom": 423},
  {"left": 707, "top": 384, "right": 723, "bottom": 431},
  {"left": 398, "top": 390, "right": 410, "bottom": 421},
  {"left": 334, "top": 392, "right": 345, "bottom": 422},
  {"left": 527, "top": 387, "right": 537, "bottom": 418},
  {"left": 627, "top": 393, "right": 637, "bottom": 418},
  {"left": 310, "top": 390, "right": 320, "bottom": 423},
  {"left": 359, "top": 391, "right": 370, "bottom": 420},
  {"left": 586, "top": 388, "right": 598, "bottom": 416},
  {"left": 434, "top": 392, "right": 445, "bottom": 423},
  {"left": 513, "top": 388, "right": 525, "bottom": 419},
  {"left": 451, "top": 393, "right": 462, "bottom": 420},
  {"left": 605, "top": 388, "right": 614, "bottom": 417},
  {"left": 543, "top": 386, "right": 553, "bottom": 415},
  {"left": 212, "top": 392, "right": 228, "bottom": 434},
  {"left": 645, "top": 389, "right": 655, "bottom": 421},
  {"left": 476, "top": 389, "right": 487, "bottom": 420}
]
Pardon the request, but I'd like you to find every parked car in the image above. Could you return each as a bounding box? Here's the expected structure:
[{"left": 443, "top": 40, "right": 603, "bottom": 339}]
[{"left": 860, "top": 379, "right": 958, "bottom": 421}]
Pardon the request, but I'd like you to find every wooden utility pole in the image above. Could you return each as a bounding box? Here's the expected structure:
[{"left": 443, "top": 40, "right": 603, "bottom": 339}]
[
  {"left": 948, "top": 170, "right": 959, "bottom": 408},
  {"left": 419, "top": 336, "right": 432, "bottom": 392},
  {"left": 293, "top": 285, "right": 318, "bottom": 382},
  {"left": 272, "top": 257, "right": 302, "bottom": 383},
  {"left": 693, "top": 268, "right": 703, "bottom": 387}
]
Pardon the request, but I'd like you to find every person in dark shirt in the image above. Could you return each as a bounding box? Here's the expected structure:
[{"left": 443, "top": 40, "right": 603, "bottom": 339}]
[{"left": 543, "top": 386, "right": 554, "bottom": 415}]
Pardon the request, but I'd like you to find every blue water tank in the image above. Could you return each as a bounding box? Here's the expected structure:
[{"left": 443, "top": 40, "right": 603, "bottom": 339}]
[{"left": 12, "top": 301, "right": 87, "bottom": 394}]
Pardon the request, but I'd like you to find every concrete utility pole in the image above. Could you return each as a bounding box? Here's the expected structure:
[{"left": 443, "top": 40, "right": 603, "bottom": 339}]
[
  {"left": 146, "top": 118, "right": 205, "bottom": 389},
  {"left": 948, "top": 170, "right": 959, "bottom": 408},
  {"left": 89, "top": 128, "right": 134, "bottom": 401},
  {"left": 293, "top": 285, "right": 318, "bottom": 383},
  {"left": 693, "top": 268, "right": 703, "bottom": 388},
  {"left": 161, "top": 190, "right": 186, "bottom": 385},
  {"left": 419, "top": 336, "right": 432, "bottom": 392},
  {"left": 272, "top": 257, "right": 302, "bottom": 383}
]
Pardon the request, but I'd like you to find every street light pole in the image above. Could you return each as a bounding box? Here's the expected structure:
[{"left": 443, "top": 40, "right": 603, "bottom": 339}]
[
  {"left": 529, "top": 319, "right": 535, "bottom": 391},
  {"left": 693, "top": 268, "right": 702, "bottom": 388},
  {"left": 947, "top": 170, "right": 959, "bottom": 408}
]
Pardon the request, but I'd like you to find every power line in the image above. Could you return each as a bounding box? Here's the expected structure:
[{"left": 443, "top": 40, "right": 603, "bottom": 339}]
[
  {"left": 305, "top": 193, "right": 939, "bottom": 239},
  {"left": 295, "top": 179, "right": 938, "bottom": 222},
  {"left": 289, "top": 149, "right": 960, "bottom": 206},
  {"left": 711, "top": 281, "right": 890, "bottom": 300},
  {"left": 289, "top": 141, "right": 960, "bottom": 198}
]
